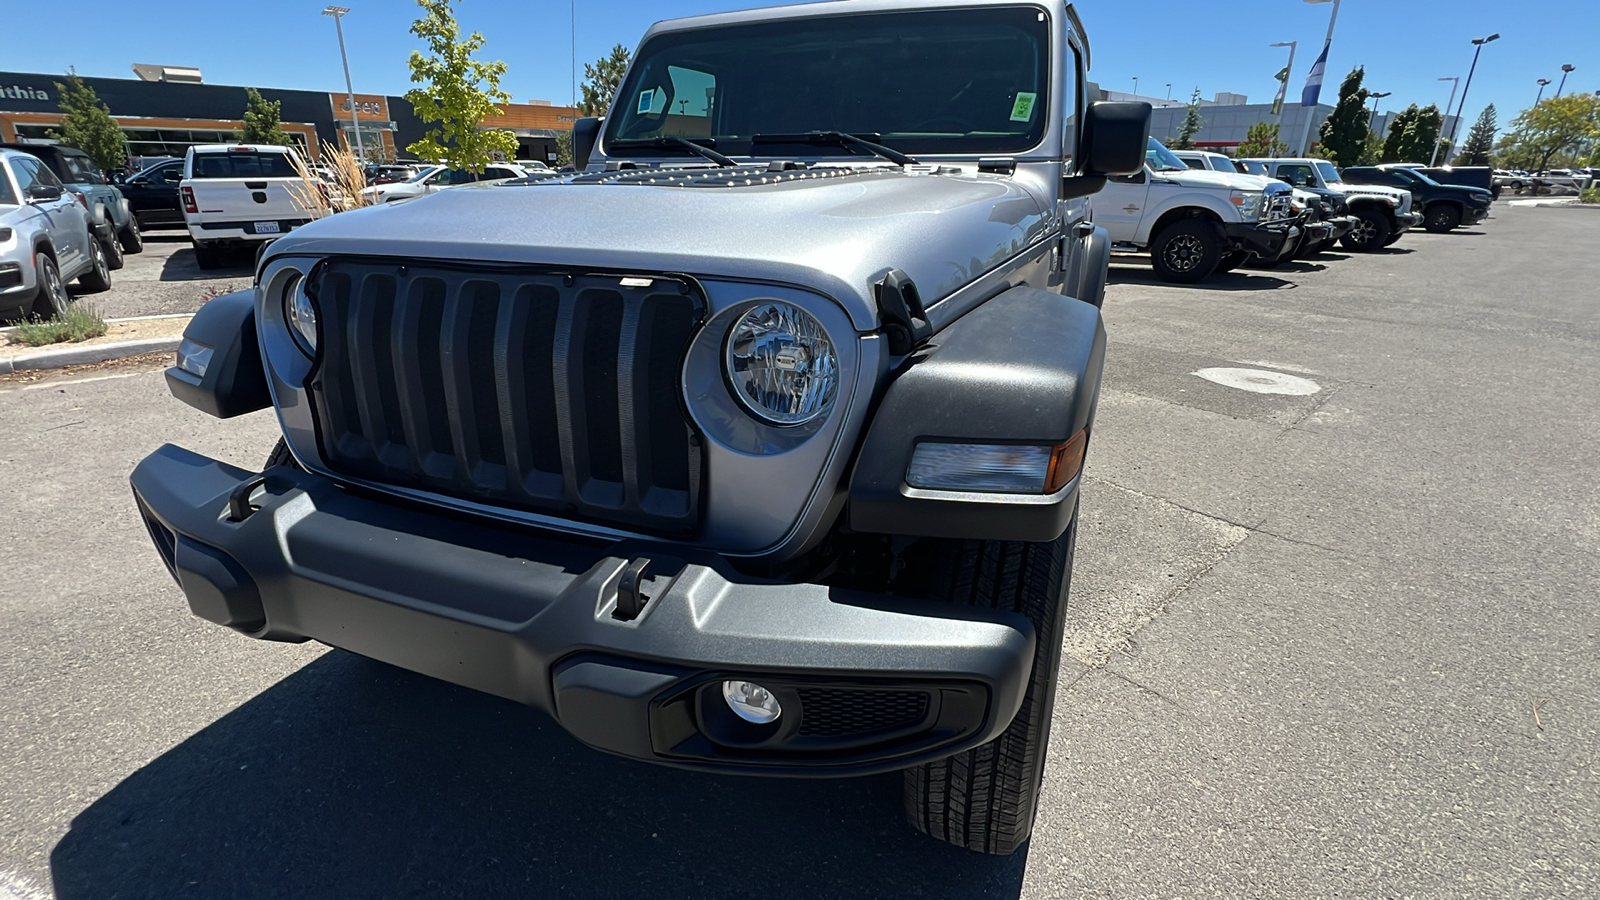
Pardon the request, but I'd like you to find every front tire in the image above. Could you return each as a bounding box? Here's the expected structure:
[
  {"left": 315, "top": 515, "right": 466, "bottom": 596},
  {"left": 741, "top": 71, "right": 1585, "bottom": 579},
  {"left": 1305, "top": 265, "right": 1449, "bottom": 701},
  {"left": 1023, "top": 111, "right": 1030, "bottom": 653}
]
[
  {"left": 78, "top": 235, "right": 112, "bottom": 292},
  {"left": 265, "top": 439, "right": 300, "bottom": 470},
  {"left": 903, "top": 515, "right": 1078, "bottom": 855},
  {"left": 31, "top": 254, "right": 70, "bottom": 319},
  {"left": 1149, "top": 219, "right": 1222, "bottom": 284},
  {"left": 1340, "top": 207, "right": 1393, "bottom": 252},
  {"left": 118, "top": 216, "right": 145, "bottom": 254},
  {"left": 99, "top": 227, "right": 125, "bottom": 271},
  {"left": 1424, "top": 204, "right": 1461, "bottom": 233},
  {"left": 193, "top": 242, "right": 224, "bottom": 270}
]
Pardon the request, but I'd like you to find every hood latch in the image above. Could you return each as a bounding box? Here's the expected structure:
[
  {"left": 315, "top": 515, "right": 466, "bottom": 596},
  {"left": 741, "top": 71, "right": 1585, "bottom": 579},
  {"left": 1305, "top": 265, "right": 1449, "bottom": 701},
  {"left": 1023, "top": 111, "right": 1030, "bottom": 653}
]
[{"left": 875, "top": 269, "right": 932, "bottom": 356}]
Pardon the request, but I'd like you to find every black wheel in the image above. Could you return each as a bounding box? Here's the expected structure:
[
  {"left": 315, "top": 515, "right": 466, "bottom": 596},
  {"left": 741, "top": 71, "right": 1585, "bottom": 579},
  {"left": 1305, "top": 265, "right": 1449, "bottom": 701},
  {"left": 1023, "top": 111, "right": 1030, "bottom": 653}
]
[
  {"left": 78, "top": 235, "right": 112, "bottom": 292},
  {"left": 1424, "top": 204, "right": 1461, "bottom": 233},
  {"left": 1382, "top": 231, "right": 1403, "bottom": 247},
  {"left": 903, "top": 514, "right": 1078, "bottom": 855},
  {"left": 265, "top": 439, "right": 301, "bottom": 470},
  {"left": 1149, "top": 219, "right": 1222, "bottom": 284},
  {"left": 1340, "top": 207, "right": 1393, "bottom": 252},
  {"left": 99, "top": 227, "right": 125, "bottom": 271},
  {"left": 1215, "top": 251, "right": 1246, "bottom": 273},
  {"left": 118, "top": 216, "right": 145, "bottom": 254},
  {"left": 31, "top": 254, "right": 70, "bottom": 319},
  {"left": 193, "top": 242, "right": 224, "bottom": 270}
]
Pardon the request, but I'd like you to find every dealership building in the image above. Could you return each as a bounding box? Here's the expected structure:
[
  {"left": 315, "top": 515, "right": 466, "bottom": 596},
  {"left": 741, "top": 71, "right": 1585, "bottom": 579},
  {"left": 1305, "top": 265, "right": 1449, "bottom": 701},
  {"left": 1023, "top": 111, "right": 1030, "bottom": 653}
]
[{"left": 0, "top": 68, "right": 577, "bottom": 169}]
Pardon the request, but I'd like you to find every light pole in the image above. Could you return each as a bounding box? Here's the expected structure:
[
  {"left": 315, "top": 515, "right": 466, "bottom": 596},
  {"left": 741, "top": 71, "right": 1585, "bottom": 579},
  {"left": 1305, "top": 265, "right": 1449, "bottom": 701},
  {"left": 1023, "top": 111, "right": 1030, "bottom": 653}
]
[
  {"left": 323, "top": 6, "right": 365, "bottom": 163},
  {"left": 1166, "top": 84, "right": 1173, "bottom": 102},
  {"left": 1296, "top": 0, "right": 1342, "bottom": 156},
  {"left": 1444, "top": 33, "right": 1499, "bottom": 165},
  {"left": 1557, "top": 64, "right": 1575, "bottom": 96},
  {"left": 1132, "top": 76, "right": 1139, "bottom": 96},
  {"left": 1367, "top": 91, "right": 1391, "bottom": 132},
  {"left": 1535, "top": 78, "right": 1552, "bottom": 105},
  {"left": 1430, "top": 77, "right": 1459, "bottom": 166},
  {"left": 1270, "top": 41, "right": 1298, "bottom": 127}
]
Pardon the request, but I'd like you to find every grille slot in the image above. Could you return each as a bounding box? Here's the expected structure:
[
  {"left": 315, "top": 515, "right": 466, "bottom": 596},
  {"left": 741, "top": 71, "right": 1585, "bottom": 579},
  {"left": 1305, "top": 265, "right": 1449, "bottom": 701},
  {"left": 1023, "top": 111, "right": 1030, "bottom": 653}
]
[
  {"left": 308, "top": 261, "right": 703, "bottom": 534},
  {"left": 796, "top": 688, "right": 931, "bottom": 737}
]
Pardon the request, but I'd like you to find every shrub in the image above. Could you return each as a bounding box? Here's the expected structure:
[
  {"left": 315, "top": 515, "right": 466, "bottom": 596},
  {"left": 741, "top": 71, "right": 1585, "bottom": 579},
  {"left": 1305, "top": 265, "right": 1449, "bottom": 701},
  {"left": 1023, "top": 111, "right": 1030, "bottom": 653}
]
[
  {"left": 1581, "top": 186, "right": 1600, "bottom": 204},
  {"left": 8, "top": 304, "right": 108, "bottom": 347}
]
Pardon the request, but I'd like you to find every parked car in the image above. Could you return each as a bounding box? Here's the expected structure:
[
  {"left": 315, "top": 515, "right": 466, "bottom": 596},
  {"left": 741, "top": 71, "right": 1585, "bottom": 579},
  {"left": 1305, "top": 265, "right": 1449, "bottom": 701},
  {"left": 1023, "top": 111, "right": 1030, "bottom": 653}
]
[
  {"left": 1172, "top": 150, "right": 1355, "bottom": 259},
  {"left": 365, "top": 164, "right": 421, "bottom": 185},
  {"left": 180, "top": 144, "right": 320, "bottom": 269},
  {"left": 359, "top": 163, "right": 528, "bottom": 203},
  {"left": 0, "top": 143, "right": 145, "bottom": 268},
  {"left": 1339, "top": 165, "right": 1492, "bottom": 232},
  {"left": 1238, "top": 158, "right": 1422, "bottom": 251},
  {"left": 116, "top": 159, "right": 186, "bottom": 230},
  {"left": 1095, "top": 139, "right": 1299, "bottom": 282},
  {"left": 0, "top": 148, "right": 111, "bottom": 320},
  {"left": 514, "top": 159, "right": 554, "bottom": 172},
  {"left": 131, "top": 0, "right": 1152, "bottom": 856}
]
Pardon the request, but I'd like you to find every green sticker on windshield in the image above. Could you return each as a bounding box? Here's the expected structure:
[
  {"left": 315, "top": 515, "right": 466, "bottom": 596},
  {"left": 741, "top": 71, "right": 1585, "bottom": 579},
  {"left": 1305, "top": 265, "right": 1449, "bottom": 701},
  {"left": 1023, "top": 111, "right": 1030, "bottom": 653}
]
[{"left": 1010, "top": 92, "right": 1037, "bottom": 122}]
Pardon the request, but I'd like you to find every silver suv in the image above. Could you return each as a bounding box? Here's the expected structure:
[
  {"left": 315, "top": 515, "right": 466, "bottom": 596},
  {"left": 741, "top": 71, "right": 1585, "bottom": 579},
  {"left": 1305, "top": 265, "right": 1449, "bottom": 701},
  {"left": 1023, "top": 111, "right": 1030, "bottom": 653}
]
[
  {"left": 1, "top": 148, "right": 112, "bottom": 320},
  {"left": 130, "top": 0, "right": 1148, "bottom": 854}
]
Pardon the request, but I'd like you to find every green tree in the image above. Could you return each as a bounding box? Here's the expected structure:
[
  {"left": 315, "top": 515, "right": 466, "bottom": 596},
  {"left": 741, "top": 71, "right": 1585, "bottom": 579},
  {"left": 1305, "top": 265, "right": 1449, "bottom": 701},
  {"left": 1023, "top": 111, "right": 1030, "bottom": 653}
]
[
  {"left": 1456, "top": 104, "right": 1497, "bottom": 166},
  {"left": 240, "top": 88, "right": 291, "bottom": 145},
  {"left": 48, "top": 74, "right": 126, "bottom": 172},
  {"left": 1317, "top": 67, "right": 1369, "bottom": 168},
  {"left": 554, "top": 129, "right": 573, "bottom": 167},
  {"left": 1357, "top": 130, "right": 1384, "bottom": 166},
  {"left": 1381, "top": 105, "right": 1417, "bottom": 162},
  {"left": 1407, "top": 105, "right": 1443, "bottom": 163},
  {"left": 1500, "top": 94, "right": 1600, "bottom": 174},
  {"left": 402, "top": 0, "right": 517, "bottom": 173},
  {"left": 578, "top": 45, "right": 632, "bottom": 117},
  {"left": 1236, "top": 120, "right": 1288, "bottom": 158},
  {"left": 1170, "top": 88, "right": 1204, "bottom": 150}
]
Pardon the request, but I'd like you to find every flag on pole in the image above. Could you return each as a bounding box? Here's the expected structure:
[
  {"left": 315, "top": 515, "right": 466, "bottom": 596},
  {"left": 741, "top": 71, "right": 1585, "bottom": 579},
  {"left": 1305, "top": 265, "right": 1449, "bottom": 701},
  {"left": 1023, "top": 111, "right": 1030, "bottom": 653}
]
[
  {"left": 1301, "top": 41, "right": 1330, "bottom": 106},
  {"left": 1272, "top": 66, "right": 1290, "bottom": 115}
]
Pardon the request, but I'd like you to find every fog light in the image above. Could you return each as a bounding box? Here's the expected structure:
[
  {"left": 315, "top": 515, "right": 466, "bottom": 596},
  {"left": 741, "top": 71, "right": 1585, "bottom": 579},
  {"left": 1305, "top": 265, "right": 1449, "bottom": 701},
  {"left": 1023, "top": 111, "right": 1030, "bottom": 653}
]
[{"left": 722, "top": 680, "right": 781, "bottom": 724}]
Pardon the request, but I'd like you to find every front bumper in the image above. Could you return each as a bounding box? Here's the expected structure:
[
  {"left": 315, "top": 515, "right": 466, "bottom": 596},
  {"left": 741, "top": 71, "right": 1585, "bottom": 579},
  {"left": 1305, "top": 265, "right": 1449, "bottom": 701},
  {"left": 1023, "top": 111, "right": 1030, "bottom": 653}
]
[
  {"left": 131, "top": 444, "right": 1034, "bottom": 776},
  {"left": 1396, "top": 211, "right": 1423, "bottom": 231},
  {"left": 1224, "top": 220, "right": 1300, "bottom": 261},
  {"left": 1465, "top": 205, "right": 1490, "bottom": 225}
]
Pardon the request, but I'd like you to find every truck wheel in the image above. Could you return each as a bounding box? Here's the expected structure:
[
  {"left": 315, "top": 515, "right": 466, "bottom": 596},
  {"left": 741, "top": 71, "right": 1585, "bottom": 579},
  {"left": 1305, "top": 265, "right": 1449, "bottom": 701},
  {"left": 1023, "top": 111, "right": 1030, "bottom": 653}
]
[
  {"left": 118, "top": 217, "right": 145, "bottom": 254},
  {"left": 1424, "top": 204, "right": 1461, "bottom": 233},
  {"left": 31, "top": 254, "right": 70, "bottom": 319},
  {"left": 265, "top": 439, "right": 301, "bottom": 470},
  {"left": 1215, "top": 251, "right": 1246, "bottom": 273},
  {"left": 193, "top": 243, "right": 224, "bottom": 270},
  {"left": 1149, "top": 220, "right": 1221, "bottom": 284},
  {"left": 903, "top": 515, "right": 1078, "bottom": 856},
  {"left": 1340, "top": 208, "right": 1392, "bottom": 252},
  {"left": 77, "top": 235, "right": 112, "bottom": 293}
]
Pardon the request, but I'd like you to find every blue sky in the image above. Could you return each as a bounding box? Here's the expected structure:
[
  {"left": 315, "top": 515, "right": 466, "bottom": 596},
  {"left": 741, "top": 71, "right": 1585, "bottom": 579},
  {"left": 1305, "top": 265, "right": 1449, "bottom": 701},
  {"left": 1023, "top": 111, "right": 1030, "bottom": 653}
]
[{"left": 6, "top": 0, "right": 1595, "bottom": 136}]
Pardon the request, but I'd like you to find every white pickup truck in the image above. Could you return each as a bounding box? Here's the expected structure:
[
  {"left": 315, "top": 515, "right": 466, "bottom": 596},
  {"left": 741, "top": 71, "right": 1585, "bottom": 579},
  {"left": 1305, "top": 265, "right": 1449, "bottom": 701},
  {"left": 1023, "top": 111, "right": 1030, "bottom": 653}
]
[
  {"left": 180, "top": 144, "right": 319, "bottom": 269},
  {"left": 1095, "top": 139, "right": 1299, "bottom": 283},
  {"left": 1237, "top": 157, "right": 1421, "bottom": 252}
]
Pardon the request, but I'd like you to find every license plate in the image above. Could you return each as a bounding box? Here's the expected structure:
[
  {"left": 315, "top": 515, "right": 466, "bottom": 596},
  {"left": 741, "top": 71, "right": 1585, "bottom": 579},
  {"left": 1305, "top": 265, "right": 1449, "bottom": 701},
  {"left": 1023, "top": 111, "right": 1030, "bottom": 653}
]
[{"left": 253, "top": 221, "right": 281, "bottom": 234}]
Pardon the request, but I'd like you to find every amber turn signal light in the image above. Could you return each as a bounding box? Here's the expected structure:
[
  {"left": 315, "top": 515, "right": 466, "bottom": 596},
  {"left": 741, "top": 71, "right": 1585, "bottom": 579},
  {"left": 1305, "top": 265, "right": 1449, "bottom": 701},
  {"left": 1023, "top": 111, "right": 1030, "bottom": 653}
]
[{"left": 1044, "top": 430, "right": 1088, "bottom": 493}]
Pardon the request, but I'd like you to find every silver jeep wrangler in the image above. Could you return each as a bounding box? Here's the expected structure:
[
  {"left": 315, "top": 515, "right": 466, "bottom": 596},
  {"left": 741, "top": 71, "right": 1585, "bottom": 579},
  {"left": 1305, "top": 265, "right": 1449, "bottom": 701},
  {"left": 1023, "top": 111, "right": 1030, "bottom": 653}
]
[{"left": 132, "top": 0, "right": 1148, "bottom": 854}]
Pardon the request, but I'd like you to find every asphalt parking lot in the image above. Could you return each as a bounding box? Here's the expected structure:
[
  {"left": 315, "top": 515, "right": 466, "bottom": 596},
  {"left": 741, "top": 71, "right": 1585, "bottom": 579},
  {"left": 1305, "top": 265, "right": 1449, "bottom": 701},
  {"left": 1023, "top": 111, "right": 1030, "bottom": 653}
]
[
  {"left": 1, "top": 207, "right": 1596, "bottom": 899},
  {"left": 73, "top": 228, "right": 253, "bottom": 320}
]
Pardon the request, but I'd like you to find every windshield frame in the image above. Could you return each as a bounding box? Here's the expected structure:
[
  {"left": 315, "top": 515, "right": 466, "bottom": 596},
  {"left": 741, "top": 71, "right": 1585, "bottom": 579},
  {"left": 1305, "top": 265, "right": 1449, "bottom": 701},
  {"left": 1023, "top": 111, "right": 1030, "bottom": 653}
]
[{"left": 600, "top": 4, "right": 1055, "bottom": 161}]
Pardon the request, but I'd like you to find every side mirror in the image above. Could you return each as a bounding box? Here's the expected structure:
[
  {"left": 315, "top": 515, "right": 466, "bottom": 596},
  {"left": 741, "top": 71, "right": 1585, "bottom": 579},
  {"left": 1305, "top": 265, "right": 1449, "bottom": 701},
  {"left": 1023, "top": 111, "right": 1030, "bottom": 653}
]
[
  {"left": 26, "top": 184, "right": 64, "bottom": 203},
  {"left": 572, "top": 117, "right": 602, "bottom": 170},
  {"left": 1078, "top": 102, "right": 1152, "bottom": 177}
]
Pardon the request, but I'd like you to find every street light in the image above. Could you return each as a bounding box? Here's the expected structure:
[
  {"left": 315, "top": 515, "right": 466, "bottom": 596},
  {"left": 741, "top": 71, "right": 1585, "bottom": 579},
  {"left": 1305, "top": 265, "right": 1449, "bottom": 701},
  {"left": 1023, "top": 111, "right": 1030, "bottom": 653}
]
[
  {"left": 1536, "top": 78, "right": 1552, "bottom": 105},
  {"left": 1367, "top": 91, "right": 1391, "bottom": 132},
  {"left": 1430, "top": 77, "right": 1459, "bottom": 165},
  {"left": 1557, "top": 64, "right": 1576, "bottom": 97},
  {"left": 1270, "top": 41, "right": 1297, "bottom": 130},
  {"left": 1166, "top": 83, "right": 1173, "bottom": 102},
  {"left": 323, "top": 5, "right": 365, "bottom": 163},
  {"left": 1295, "top": 0, "right": 1342, "bottom": 156},
  {"left": 1132, "top": 76, "right": 1139, "bottom": 96},
  {"left": 1443, "top": 33, "right": 1499, "bottom": 165}
]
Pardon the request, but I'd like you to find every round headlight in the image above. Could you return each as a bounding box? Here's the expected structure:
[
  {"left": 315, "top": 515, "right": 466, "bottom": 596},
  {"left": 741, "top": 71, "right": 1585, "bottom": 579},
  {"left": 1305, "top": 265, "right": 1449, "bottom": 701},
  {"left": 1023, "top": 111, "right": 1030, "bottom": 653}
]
[
  {"left": 284, "top": 274, "right": 318, "bottom": 355},
  {"left": 724, "top": 302, "right": 838, "bottom": 426}
]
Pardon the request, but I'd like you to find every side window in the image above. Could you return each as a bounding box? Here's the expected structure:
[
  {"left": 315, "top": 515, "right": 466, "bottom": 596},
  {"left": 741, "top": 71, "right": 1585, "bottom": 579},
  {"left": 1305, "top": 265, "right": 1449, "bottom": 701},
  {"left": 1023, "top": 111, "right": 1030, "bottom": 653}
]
[
  {"left": 14, "top": 157, "right": 52, "bottom": 193},
  {"left": 63, "top": 155, "right": 95, "bottom": 183},
  {"left": 1279, "top": 165, "right": 1313, "bottom": 187},
  {"left": 450, "top": 169, "right": 475, "bottom": 185},
  {"left": 1182, "top": 159, "right": 1205, "bottom": 170},
  {"left": 485, "top": 167, "right": 516, "bottom": 180}
]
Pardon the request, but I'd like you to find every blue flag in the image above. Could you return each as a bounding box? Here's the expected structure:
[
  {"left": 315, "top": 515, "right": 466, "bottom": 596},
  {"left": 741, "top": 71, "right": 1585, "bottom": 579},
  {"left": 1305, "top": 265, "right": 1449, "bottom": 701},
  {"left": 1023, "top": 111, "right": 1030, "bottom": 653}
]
[{"left": 1302, "top": 41, "right": 1330, "bottom": 106}]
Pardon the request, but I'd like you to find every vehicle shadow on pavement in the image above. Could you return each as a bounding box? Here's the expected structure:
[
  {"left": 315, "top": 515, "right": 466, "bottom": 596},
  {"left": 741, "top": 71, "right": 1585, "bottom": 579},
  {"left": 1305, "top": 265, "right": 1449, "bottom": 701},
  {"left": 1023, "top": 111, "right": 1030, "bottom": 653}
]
[
  {"left": 50, "top": 651, "right": 1028, "bottom": 900},
  {"left": 1108, "top": 264, "right": 1293, "bottom": 291},
  {"left": 160, "top": 247, "right": 254, "bottom": 281}
]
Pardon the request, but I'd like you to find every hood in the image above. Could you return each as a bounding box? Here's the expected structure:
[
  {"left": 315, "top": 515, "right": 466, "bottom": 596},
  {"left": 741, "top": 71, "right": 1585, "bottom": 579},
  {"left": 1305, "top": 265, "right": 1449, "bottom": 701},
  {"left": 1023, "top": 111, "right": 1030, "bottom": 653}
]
[
  {"left": 267, "top": 165, "right": 1052, "bottom": 331},
  {"left": 1152, "top": 168, "right": 1288, "bottom": 194}
]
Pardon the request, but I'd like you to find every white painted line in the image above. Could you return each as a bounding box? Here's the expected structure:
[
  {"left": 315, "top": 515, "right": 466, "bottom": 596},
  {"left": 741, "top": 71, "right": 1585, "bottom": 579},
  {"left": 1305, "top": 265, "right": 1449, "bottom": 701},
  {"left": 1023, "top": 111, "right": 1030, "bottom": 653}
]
[
  {"left": 1193, "top": 367, "right": 1322, "bottom": 396},
  {"left": 21, "top": 370, "right": 151, "bottom": 390},
  {"left": 1234, "top": 359, "right": 1323, "bottom": 376}
]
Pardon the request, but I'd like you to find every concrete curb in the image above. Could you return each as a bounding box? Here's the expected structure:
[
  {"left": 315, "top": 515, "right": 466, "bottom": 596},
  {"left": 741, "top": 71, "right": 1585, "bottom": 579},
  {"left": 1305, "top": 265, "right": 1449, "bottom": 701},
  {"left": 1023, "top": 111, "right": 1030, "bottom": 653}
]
[{"left": 0, "top": 336, "right": 180, "bottom": 375}]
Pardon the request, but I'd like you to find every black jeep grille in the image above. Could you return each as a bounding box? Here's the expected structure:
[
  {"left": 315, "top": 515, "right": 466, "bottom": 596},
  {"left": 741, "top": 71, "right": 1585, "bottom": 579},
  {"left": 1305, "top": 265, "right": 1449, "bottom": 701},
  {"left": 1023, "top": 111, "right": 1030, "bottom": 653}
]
[
  {"left": 796, "top": 688, "right": 931, "bottom": 737},
  {"left": 307, "top": 259, "right": 703, "bottom": 535}
]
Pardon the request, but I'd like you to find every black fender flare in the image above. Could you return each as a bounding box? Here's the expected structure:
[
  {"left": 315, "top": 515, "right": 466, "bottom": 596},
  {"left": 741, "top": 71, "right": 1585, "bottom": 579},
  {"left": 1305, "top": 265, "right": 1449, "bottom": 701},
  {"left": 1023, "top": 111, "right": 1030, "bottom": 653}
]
[
  {"left": 164, "top": 289, "right": 272, "bottom": 418},
  {"left": 847, "top": 285, "right": 1105, "bottom": 542}
]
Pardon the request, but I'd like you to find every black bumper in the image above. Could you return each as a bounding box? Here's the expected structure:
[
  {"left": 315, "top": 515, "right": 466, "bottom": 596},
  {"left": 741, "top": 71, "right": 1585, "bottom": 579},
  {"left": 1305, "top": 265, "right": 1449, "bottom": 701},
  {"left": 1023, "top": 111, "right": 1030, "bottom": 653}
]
[
  {"left": 1223, "top": 221, "right": 1299, "bottom": 260},
  {"left": 130, "top": 445, "right": 1034, "bottom": 776}
]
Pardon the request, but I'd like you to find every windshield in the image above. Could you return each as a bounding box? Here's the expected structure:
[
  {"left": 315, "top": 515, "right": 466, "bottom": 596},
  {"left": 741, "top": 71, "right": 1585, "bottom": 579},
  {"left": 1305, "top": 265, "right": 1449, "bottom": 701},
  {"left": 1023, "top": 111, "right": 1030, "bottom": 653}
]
[
  {"left": 1237, "top": 159, "right": 1268, "bottom": 176},
  {"left": 1404, "top": 169, "right": 1441, "bottom": 186},
  {"left": 1145, "top": 138, "right": 1189, "bottom": 172},
  {"left": 1315, "top": 161, "right": 1342, "bottom": 185},
  {"left": 603, "top": 6, "right": 1050, "bottom": 158}
]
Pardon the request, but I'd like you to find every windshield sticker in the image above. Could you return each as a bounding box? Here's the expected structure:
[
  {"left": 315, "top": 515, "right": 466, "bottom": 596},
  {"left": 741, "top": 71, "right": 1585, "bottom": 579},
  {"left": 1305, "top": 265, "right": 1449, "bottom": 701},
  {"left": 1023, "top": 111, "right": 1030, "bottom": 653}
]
[
  {"left": 637, "top": 89, "right": 666, "bottom": 115},
  {"left": 1010, "top": 92, "right": 1038, "bottom": 122}
]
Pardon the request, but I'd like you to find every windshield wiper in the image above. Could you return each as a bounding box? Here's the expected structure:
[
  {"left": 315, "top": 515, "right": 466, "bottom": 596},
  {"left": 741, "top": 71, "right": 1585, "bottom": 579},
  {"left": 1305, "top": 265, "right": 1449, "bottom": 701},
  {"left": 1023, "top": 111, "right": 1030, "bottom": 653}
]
[
  {"left": 749, "top": 131, "right": 918, "bottom": 167},
  {"left": 607, "top": 136, "right": 737, "bottom": 167}
]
